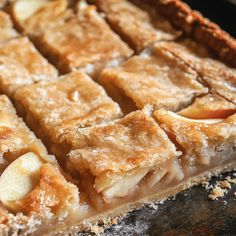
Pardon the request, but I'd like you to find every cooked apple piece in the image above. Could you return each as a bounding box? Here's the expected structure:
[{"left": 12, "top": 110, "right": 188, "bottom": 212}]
[
  {"left": 0, "top": 152, "right": 80, "bottom": 219},
  {"left": 147, "top": 159, "right": 184, "bottom": 189},
  {"left": 97, "top": 168, "right": 149, "bottom": 202},
  {"left": 12, "top": 0, "right": 49, "bottom": 23},
  {"left": 178, "top": 93, "right": 236, "bottom": 119},
  {"left": 11, "top": 0, "right": 69, "bottom": 32},
  {"left": 155, "top": 110, "right": 236, "bottom": 177},
  {"left": 99, "top": 43, "right": 207, "bottom": 113},
  {"left": 0, "top": 152, "right": 43, "bottom": 209}
]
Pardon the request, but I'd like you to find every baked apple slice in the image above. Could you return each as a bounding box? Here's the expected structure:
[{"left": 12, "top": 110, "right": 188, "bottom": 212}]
[{"left": 178, "top": 93, "right": 236, "bottom": 119}]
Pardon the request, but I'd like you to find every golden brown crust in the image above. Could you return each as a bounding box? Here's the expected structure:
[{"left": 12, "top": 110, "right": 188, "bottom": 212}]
[
  {"left": 0, "top": 36, "right": 58, "bottom": 97},
  {"left": 17, "top": 163, "right": 79, "bottom": 218},
  {"left": 157, "top": 40, "right": 236, "bottom": 104},
  {"left": 155, "top": 0, "right": 201, "bottom": 34},
  {"left": 89, "top": 0, "right": 181, "bottom": 52},
  {"left": 99, "top": 42, "right": 208, "bottom": 112},
  {"left": 155, "top": 109, "right": 236, "bottom": 176},
  {"left": 17, "top": 0, "right": 133, "bottom": 75},
  {"left": 67, "top": 110, "right": 179, "bottom": 176},
  {"left": 0, "top": 95, "right": 81, "bottom": 235},
  {"left": 14, "top": 71, "right": 123, "bottom": 163},
  {"left": 0, "top": 95, "right": 49, "bottom": 171},
  {"left": 156, "top": 0, "right": 236, "bottom": 67},
  {"left": 1, "top": 1, "right": 236, "bottom": 234},
  {"left": 14, "top": 70, "right": 122, "bottom": 139}
]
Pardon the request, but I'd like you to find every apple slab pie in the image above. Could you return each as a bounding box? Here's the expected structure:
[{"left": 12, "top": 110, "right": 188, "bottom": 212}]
[{"left": 0, "top": 0, "right": 235, "bottom": 234}]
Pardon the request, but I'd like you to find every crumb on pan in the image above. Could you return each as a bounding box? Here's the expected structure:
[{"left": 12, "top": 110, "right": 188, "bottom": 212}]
[
  {"left": 90, "top": 224, "right": 104, "bottom": 235},
  {"left": 208, "top": 176, "right": 236, "bottom": 200},
  {"left": 208, "top": 186, "right": 227, "bottom": 200}
]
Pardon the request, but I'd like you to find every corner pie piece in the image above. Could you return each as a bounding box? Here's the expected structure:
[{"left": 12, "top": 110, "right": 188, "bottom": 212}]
[
  {"left": 0, "top": 95, "right": 80, "bottom": 235},
  {"left": 12, "top": 0, "right": 133, "bottom": 76},
  {"left": 14, "top": 71, "right": 123, "bottom": 160},
  {"left": 157, "top": 39, "right": 236, "bottom": 104},
  {"left": 0, "top": 36, "right": 58, "bottom": 97},
  {"left": 66, "top": 110, "right": 183, "bottom": 210},
  {"left": 99, "top": 42, "right": 208, "bottom": 114},
  {"left": 89, "top": 0, "right": 181, "bottom": 52},
  {"left": 155, "top": 109, "right": 236, "bottom": 177}
]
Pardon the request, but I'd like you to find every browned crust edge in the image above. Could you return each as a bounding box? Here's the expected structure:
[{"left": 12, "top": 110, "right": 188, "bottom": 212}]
[
  {"left": 50, "top": 160, "right": 236, "bottom": 235},
  {"left": 155, "top": 0, "right": 236, "bottom": 67}
]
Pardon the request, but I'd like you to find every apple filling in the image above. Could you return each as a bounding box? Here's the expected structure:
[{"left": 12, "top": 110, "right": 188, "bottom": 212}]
[
  {"left": 70, "top": 157, "right": 184, "bottom": 211},
  {"left": 96, "top": 159, "right": 184, "bottom": 203}
]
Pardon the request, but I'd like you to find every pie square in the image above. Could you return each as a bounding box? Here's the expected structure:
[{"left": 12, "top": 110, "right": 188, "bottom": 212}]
[
  {"left": 14, "top": 0, "right": 133, "bottom": 76},
  {"left": 155, "top": 108, "right": 236, "bottom": 177},
  {"left": 89, "top": 0, "right": 181, "bottom": 52},
  {"left": 99, "top": 42, "right": 208, "bottom": 114},
  {"left": 0, "top": 36, "right": 58, "bottom": 97},
  {"left": 0, "top": 95, "right": 79, "bottom": 226},
  {"left": 66, "top": 110, "right": 182, "bottom": 207},
  {"left": 14, "top": 71, "right": 123, "bottom": 159},
  {"left": 158, "top": 39, "right": 236, "bottom": 104}
]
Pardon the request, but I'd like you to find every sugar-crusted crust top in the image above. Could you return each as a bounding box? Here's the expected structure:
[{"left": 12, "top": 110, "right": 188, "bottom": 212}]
[
  {"left": 0, "top": 95, "right": 48, "bottom": 168},
  {"left": 68, "top": 110, "right": 179, "bottom": 176}
]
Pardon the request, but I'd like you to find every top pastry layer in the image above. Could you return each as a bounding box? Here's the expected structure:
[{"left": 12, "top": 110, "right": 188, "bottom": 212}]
[
  {"left": 13, "top": 0, "right": 133, "bottom": 75},
  {"left": 99, "top": 42, "right": 208, "bottom": 113},
  {"left": 89, "top": 0, "right": 180, "bottom": 52}
]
